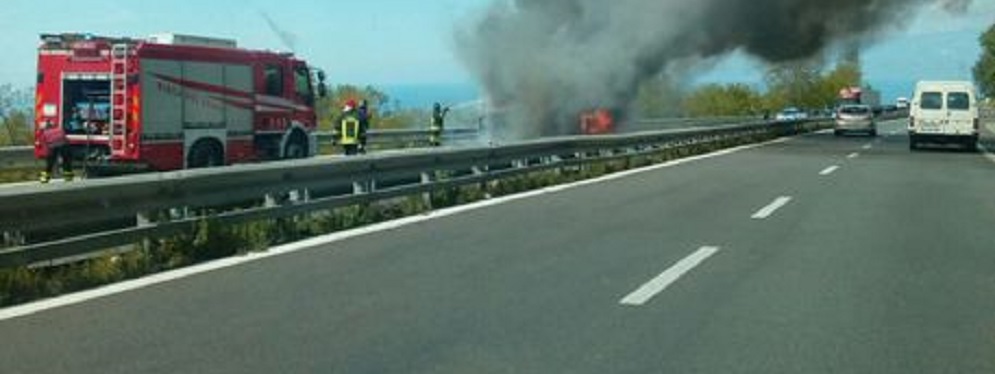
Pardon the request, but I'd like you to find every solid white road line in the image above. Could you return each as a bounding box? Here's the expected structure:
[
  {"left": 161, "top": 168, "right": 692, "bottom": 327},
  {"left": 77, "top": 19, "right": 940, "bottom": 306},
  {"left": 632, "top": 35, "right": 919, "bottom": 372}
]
[
  {"left": 847, "top": 152, "right": 860, "bottom": 159},
  {"left": 620, "top": 246, "right": 722, "bottom": 306},
  {"left": 0, "top": 137, "right": 798, "bottom": 321},
  {"left": 751, "top": 196, "right": 793, "bottom": 219},
  {"left": 0, "top": 179, "right": 67, "bottom": 190},
  {"left": 819, "top": 165, "right": 840, "bottom": 176}
]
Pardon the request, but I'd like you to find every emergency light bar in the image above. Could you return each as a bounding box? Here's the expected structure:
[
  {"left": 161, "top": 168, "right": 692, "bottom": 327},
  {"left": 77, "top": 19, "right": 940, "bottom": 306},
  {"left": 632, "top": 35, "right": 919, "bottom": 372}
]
[{"left": 147, "top": 33, "right": 237, "bottom": 49}]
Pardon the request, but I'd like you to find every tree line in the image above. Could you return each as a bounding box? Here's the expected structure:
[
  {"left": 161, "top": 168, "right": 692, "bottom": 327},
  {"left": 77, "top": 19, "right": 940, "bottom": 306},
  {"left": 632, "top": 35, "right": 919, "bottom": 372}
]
[
  {"left": 316, "top": 84, "right": 434, "bottom": 132},
  {"left": 634, "top": 56, "right": 862, "bottom": 119},
  {"left": 973, "top": 23, "right": 995, "bottom": 103},
  {"left": 0, "top": 84, "right": 33, "bottom": 146}
]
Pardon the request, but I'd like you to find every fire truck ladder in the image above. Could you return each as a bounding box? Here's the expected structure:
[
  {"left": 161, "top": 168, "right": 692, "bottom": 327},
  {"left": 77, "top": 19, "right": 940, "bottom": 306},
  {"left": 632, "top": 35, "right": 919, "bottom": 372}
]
[{"left": 110, "top": 44, "right": 130, "bottom": 157}]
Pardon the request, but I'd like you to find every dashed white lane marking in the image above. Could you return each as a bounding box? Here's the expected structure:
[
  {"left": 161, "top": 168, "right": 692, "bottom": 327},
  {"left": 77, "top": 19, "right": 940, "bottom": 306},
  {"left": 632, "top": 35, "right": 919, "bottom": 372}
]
[
  {"left": 820, "top": 165, "right": 840, "bottom": 176},
  {"left": 862, "top": 144, "right": 873, "bottom": 150},
  {"left": 0, "top": 137, "right": 797, "bottom": 321},
  {"left": 620, "top": 246, "right": 722, "bottom": 306},
  {"left": 751, "top": 196, "right": 793, "bottom": 220},
  {"left": 848, "top": 152, "right": 860, "bottom": 159}
]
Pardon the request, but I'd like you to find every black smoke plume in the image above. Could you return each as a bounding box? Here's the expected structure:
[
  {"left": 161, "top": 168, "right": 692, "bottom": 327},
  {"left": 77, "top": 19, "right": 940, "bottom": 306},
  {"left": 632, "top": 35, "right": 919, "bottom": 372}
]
[{"left": 457, "top": 0, "right": 974, "bottom": 139}]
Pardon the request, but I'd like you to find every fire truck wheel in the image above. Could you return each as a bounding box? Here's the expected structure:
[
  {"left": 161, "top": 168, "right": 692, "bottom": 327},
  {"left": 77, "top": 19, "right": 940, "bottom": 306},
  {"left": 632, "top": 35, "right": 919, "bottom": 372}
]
[
  {"left": 188, "top": 140, "right": 224, "bottom": 169},
  {"left": 283, "top": 132, "right": 309, "bottom": 159}
]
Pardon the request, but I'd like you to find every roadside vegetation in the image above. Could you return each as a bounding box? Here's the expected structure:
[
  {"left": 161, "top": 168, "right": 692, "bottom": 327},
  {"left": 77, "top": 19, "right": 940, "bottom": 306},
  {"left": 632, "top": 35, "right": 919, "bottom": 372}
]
[
  {"left": 317, "top": 84, "right": 431, "bottom": 132},
  {"left": 974, "top": 23, "right": 994, "bottom": 105},
  {"left": 0, "top": 84, "right": 32, "bottom": 147},
  {"left": 636, "top": 55, "right": 862, "bottom": 118}
]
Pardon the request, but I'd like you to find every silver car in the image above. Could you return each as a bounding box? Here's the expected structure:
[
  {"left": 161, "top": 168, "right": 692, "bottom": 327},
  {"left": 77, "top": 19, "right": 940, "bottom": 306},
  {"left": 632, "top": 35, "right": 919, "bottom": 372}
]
[{"left": 834, "top": 105, "right": 876, "bottom": 137}]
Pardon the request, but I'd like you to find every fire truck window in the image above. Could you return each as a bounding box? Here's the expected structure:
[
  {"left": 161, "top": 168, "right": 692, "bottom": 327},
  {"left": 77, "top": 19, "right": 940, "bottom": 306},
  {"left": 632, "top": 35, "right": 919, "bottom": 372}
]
[
  {"left": 62, "top": 79, "right": 111, "bottom": 135},
  {"left": 294, "top": 66, "right": 313, "bottom": 106},
  {"left": 265, "top": 65, "right": 284, "bottom": 96}
]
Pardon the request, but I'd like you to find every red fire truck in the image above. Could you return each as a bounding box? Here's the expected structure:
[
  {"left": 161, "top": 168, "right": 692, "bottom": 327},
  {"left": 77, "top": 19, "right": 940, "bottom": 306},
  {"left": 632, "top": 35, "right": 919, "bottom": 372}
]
[{"left": 34, "top": 33, "right": 325, "bottom": 172}]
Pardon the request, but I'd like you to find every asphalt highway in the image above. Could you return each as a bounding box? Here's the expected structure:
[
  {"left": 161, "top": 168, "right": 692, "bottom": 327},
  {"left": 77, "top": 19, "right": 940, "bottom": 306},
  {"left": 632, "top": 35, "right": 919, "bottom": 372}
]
[{"left": 1, "top": 119, "right": 994, "bottom": 373}]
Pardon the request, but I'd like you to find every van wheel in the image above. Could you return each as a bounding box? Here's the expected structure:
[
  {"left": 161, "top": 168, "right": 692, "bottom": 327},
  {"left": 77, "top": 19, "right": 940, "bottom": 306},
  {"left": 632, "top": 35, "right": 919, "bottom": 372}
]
[
  {"left": 283, "top": 132, "right": 309, "bottom": 159},
  {"left": 188, "top": 140, "right": 224, "bottom": 169},
  {"left": 869, "top": 129, "right": 877, "bottom": 137},
  {"left": 964, "top": 140, "right": 978, "bottom": 152}
]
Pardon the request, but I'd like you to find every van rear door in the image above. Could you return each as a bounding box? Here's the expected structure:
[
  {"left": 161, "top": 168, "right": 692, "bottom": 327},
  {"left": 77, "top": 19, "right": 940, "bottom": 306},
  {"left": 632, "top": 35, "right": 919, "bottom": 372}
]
[
  {"left": 944, "top": 91, "right": 976, "bottom": 135},
  {"left": 915, "top": 91, "right": 946, "bottom": 134}
]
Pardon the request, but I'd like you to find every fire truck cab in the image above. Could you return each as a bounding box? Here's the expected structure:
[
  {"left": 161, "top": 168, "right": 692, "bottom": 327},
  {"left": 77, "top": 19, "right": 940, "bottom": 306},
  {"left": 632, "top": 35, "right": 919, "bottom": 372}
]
[{"left": 35, "top": 33, "right": 325, "bottom": 172}]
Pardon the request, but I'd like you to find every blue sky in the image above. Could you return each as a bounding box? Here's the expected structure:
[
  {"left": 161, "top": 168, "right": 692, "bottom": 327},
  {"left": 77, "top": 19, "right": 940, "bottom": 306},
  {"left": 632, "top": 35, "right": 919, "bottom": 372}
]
[
  {"left": 0, "top": 0, "right": 992, "bottom": 101},
  {"left": 0, "top": 0, "right": 491, "bottom": 86}
]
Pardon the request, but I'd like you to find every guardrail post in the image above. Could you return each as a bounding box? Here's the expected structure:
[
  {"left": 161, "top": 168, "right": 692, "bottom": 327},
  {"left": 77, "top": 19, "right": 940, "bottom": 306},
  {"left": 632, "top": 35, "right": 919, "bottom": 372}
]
[
  {"left": 2, "top": 231, "right": 25, "bottom": 248},
  {"left": 574, "top": 152, "right": 588, "bottom": 173},
  {"left": 472, "top": 165, "right": 491, "bottom": 199},
  {"left": 421, "top": 171, "right": 433, "bottom": 209},
  {"left": 170, "top": 207, "right": 190, "bottom": 220},
  {"left": 621, "top": 148, "right": 634, "bottom": 169},
  {"left": 547, "top": 155, "right": 562, "bottom": 175},
  {"left": 137, "top": 212, "right": 153, "bottom": 227},
  {"left": 288, "top": 189, "right": 309, "bottom": 204},
  {"left": 264, "top": 194, "right": 280, "bottom": 208},
  {"left": 353, "top": 182, "right": 367, "bottom": 195}
]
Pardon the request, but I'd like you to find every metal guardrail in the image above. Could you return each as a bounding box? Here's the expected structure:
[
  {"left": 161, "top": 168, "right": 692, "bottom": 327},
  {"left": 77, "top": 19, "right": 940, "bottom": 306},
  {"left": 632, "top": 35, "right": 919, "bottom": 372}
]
[
  {"left": 0, "top": 119, "right": 829, "bottom": 268},
  {"left": 0, "top": 118, "right": 765, "bottom": 171},
  {"left": 629, "top": 116, "right": 760, "bottom": 131},
  {"left": 0, "top": 128, "right": 480, "bottom": 174},
  {"left": 0, "top": 146, "right": 37, "bottom": 169},
  {"left": 315, "top": 127, "right": 481, "bottom": 146}
]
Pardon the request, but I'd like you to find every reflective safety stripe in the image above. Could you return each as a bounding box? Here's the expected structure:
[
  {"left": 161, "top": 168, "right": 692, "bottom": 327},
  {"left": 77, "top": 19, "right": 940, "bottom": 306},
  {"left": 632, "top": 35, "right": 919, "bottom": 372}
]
[{"left": 340, "top": 117, "right": 360, "bottom": 145}]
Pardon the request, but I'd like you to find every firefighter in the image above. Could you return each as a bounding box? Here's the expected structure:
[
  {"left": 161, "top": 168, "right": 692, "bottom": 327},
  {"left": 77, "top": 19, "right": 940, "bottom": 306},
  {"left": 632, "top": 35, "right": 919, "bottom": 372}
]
[
  {"left": 357, "top": 99, "right": 371, "bottom": 154},
  {"left": 430, "top": 102, "right": 449, "bottom": 147},
  {"left": 338, "top": 99, "right": 361, "bottom": 156},
  {"left": 39, "top": 121, "right": 73, "bottom": 183}
]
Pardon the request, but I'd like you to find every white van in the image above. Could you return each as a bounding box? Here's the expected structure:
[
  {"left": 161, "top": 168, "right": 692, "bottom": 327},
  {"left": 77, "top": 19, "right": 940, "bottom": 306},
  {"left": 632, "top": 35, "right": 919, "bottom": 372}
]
[{"left": 909, "top": 81, "right": 979, "bottom": 151}]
